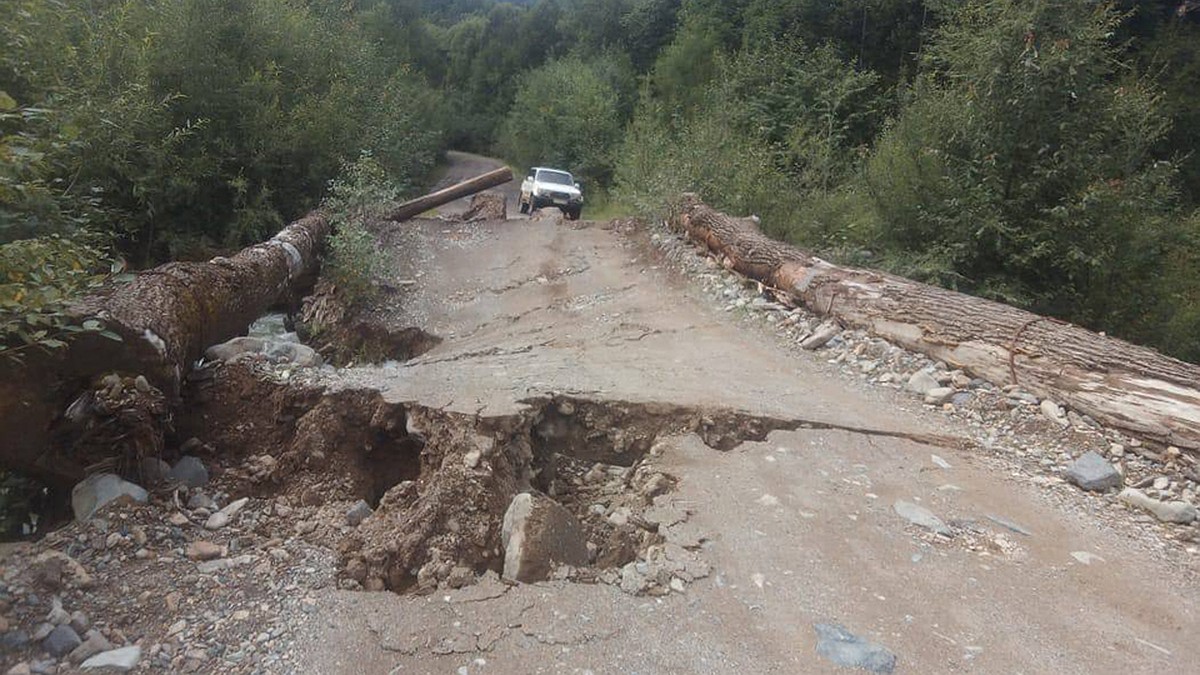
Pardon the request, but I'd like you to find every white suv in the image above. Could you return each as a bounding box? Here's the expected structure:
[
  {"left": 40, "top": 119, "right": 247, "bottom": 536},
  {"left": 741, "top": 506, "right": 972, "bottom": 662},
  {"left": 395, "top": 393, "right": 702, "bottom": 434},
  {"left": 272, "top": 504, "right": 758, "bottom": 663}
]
[{"left": 519, "top": 167, "right": 583, "bottom": 220}]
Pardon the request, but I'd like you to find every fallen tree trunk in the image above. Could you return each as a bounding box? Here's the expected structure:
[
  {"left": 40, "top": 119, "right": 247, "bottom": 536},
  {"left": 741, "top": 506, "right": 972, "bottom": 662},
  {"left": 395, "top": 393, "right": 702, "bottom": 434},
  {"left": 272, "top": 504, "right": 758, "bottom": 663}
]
[
  {"left": 670, "top": 194, "right": 1200, "bottom": 451},
  {"left": 385, "top": 167, "right": 513, "bottom": 222},
  {"left": 0, "top": 212, "right": 330, "bottom": 485}
]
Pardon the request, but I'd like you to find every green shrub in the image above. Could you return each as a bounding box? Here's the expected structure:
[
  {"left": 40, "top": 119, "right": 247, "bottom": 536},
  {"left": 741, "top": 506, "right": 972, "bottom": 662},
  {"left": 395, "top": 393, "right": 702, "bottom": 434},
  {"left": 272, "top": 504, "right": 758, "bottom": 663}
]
[{"left": 321, "top": 154, "right": 397, "bottom": 305}]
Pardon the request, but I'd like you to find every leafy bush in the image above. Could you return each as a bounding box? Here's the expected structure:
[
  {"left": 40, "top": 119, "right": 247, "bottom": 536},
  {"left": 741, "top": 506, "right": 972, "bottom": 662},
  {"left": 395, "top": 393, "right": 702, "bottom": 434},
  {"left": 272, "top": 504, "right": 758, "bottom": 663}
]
[
  {"left": 321, "top": 154, "right": 398, "bottom": 305},
  {"left": 0, "top": 234, "right": 121, "bottom": 362}
]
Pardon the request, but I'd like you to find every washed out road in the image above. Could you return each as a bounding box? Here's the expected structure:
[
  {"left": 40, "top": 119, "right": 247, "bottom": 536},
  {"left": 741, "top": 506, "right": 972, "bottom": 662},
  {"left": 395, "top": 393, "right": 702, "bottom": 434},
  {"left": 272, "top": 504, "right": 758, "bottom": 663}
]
[{"left": 295, "top": 153, "right": 1198, "bottom": 674}]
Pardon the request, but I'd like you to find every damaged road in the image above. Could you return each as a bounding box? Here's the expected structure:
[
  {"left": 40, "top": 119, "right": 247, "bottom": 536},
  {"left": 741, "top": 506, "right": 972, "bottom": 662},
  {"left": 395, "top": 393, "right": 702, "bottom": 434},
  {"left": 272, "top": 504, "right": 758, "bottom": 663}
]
[
  {"left": 275, "top": 168, "right": 1197, "bottom": 673},
  {"left": 3, "top": 153, "right": 1198, "bottom": 675}
]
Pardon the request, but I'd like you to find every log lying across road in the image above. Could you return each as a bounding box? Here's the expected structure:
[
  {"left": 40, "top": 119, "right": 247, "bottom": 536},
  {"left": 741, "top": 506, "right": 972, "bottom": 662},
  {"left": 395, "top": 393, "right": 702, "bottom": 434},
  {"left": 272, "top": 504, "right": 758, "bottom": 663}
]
[
  {"left": 385, "top": 166, "right": 513, "bottom": 222},
  {"left": 670, "top": 194, "right": 1200, "bottom": 451},
  {"left": 0, "top": 213, "right": 330, "bottom": 484}
]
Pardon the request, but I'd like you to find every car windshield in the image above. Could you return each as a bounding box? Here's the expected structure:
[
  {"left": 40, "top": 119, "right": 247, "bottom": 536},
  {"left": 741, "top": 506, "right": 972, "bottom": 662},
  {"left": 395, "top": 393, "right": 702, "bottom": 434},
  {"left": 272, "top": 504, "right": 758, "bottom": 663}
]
[{"left": 537, "top": 170, "right": 573, "bottom": 186}]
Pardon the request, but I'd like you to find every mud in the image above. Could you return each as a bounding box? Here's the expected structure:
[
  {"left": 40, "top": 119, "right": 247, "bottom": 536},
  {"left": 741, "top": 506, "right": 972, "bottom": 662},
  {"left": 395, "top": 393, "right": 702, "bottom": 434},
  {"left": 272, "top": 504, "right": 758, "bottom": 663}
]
[{"left": 297, "top": 280, "right": 441, "bottom": 366}]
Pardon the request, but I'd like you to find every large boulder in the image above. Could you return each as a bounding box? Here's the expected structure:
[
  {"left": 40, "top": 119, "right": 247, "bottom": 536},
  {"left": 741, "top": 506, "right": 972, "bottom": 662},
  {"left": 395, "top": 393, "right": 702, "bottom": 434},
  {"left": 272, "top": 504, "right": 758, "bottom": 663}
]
[
  {"left": 1064, "top": 452, "right": 1123, "bottom": 492},
  {"left": 501, "top": 492, "right": 589, "bottom": 583},
  {"left": 71, "top": 474, "right": 148, "bottom": 521},
  {"left": 168, "top": 456, "right": 208, "bottom": 488}
]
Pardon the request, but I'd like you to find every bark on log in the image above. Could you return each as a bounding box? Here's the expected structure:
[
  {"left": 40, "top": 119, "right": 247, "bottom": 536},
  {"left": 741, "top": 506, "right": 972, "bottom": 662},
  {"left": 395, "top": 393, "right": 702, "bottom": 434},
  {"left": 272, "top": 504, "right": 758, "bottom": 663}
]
[
  {"left": 0, "top": 213, "right": 330, "bottom": 484},
  {"left": 385, "top": 167, "right": 513, "bottom": 222},
  {"left": 670, "top": 194, "right": 1200, "bottom": 451}
]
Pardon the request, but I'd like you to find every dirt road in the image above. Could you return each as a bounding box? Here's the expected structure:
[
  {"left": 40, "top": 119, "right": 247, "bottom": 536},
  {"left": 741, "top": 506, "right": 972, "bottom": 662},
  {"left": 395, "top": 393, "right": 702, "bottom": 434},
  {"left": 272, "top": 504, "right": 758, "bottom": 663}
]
[
  {"left": 430, "top": 151, "right": 523, "bottom": 218},
  {"left": 290, "top": 157, "right": 1199, "bottom": 674}
]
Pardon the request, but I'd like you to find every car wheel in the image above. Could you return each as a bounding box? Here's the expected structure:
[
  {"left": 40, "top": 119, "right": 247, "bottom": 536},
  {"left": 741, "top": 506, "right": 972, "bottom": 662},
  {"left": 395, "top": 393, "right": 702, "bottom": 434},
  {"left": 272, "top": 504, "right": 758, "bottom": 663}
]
[
  {"left": 567, "top": 207, "right": 581, "bottom": 221},
  {"left": 519, "top": 199, "right": 529, "bottom": 215}
]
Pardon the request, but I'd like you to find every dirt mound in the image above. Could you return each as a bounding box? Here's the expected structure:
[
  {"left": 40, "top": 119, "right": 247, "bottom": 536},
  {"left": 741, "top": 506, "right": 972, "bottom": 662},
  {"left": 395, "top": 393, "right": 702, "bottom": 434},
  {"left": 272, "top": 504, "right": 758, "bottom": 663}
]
[{"left": 460, "top": 193, "right": 507, "bottom": 221}]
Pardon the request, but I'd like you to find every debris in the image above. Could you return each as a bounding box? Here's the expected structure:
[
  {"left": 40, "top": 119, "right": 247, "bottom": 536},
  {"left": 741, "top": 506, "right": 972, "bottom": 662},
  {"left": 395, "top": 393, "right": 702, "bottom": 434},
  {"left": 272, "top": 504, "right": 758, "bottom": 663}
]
[
  {"left": 42, "top": 625, "right": 81, "bottom": 657},
  {"left": 1119, "top": 488, "right": 1197, "bottom": 524},
  {"left": 813, "top": 623, "right": 897, "bottom": 674},
  {"left": 168, "top": 456, "right": 209, "bottom": 488},
  {"left": 501, "top": 492, "right": 589, "bottom": 583},
  {"left": 70, "top": 474, "right": 148, "bottom": 521},
  {"left": 893, "top": 500, "right": 954, "bottom": 537},
  {"left": 345, "top": 500, "right": 373, "bottom": 526},
  {"left": 80, "top": 646, "right": 142, "bottom": 671}
]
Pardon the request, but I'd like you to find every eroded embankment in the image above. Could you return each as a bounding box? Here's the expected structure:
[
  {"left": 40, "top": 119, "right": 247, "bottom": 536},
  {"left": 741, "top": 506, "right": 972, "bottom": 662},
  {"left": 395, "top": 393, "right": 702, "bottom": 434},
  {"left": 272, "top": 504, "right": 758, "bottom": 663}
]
[{"left": 177, "top": 358, "right": 959, "bottom": 595}]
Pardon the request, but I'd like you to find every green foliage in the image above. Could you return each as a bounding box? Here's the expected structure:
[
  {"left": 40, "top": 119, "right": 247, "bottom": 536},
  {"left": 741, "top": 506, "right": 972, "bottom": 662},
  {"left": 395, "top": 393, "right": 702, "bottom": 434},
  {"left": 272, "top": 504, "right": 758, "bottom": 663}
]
[
  {"left": 0, "top": 234, "right": 122, "bottom": 362},
  {"left": 2, "top": 0, "right": 444, "bottom": 264},
  {"left": 861, "top": 1, "right": 1186, "bottom": 342},
  {"left": 617, "top": 38, "right": 881, "bottom": 233},
  {"left": 498, "top": 55, "right": 631, "bottom": 185},
  {"left": 321, "top": 154, "right": 397, "bottom": 305}
]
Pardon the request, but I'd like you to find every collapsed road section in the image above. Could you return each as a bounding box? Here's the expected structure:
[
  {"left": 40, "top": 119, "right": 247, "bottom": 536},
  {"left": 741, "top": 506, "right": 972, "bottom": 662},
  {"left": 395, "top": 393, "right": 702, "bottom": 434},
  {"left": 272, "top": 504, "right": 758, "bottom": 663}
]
[{"left": 2, "top": 156, "right": 1199, "bottom": 674}]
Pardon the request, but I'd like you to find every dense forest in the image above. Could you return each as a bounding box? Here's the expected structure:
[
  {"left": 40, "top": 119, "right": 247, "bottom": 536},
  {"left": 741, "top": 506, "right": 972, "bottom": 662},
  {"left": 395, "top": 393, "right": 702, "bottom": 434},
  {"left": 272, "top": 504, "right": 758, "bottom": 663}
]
[{"left": 3, "top": 0, "right": 1199, "bottom": 362}]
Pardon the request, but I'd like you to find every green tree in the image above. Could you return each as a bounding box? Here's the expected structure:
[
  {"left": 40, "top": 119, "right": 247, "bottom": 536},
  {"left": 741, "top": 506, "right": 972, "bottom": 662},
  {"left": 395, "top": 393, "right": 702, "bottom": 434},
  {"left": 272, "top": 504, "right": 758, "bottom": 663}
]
[
  {"left": 863, "top": 0, "right": 1194, "bottom": 353},
  {"left": 498, "top": 55, "right": 630, "bottom": 184}
]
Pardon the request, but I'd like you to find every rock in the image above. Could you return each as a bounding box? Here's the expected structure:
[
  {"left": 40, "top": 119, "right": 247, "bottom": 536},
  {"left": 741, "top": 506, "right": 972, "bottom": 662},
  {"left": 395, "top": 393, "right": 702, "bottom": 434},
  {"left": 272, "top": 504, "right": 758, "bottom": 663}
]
[
  {"left": 445, "top": 566, "right": 474, "bottom": 589},
  {"left": 27, "top": 550, "right": 93, "bottom": 590},
  {"left": 204, "top": 336, "right": 265, "bottom": 362},
  {"left": 43, "top": 624, "right": 81, "bottom": 657},
  {"left": 185, "top": 541, "right": 225, "bottom": 561},
  {"left": 1071, "top": 551, "right": 1105, "bottom": 565},
  {"left": 139, "top": 457, "right": 172, "bottom": 486},
  {"left": 800, "top": 321, "right": 841, "bottom": 350},
  {"left": 197, "top": 554, "right": 253, "bottom": 574},
  {"left": 168, "top": 512, "right": 190, "bottom": 526},
  {"left": 46, "top": 597, "right": 70, "bottom": 625},
  {"left": 893, "top": 501, "right": 953, "bottom": 537},
  {"left": 169, "top": 457, "right": 209, "bottom": 488},
  {"left": 345, "top": 500, "right": 373, "bottom": 526},
  {"left": 814, "top": 623, "right": 897, "bottom": 674},
  {"left": 186, "top": 493, "right": 217, "bottom": 511},
  {"left": 930, "top": 455, "right": 952, "bottom": 470},
  {"left": 68, "top": 610, "right": 90, "bottom": 634},
  {"left": 640, "top": 473, "right": 672, "bottom": 500},
  {"left": 501, "top": 492, "right": 589, "bottom": 583},
  {"left": 905, "top": 370, "right": 939, "bottom": 396},
  {"left": 71, "top": 473, "right": 148, "bottom": 521},
  {"left": 6, "top": 663, "right": 31, "bottom": 675},
  {"left": 986, "top": 514, "right": 1033, "bottom": 536},
  {"left": 204, "top": 512, "right": 230, "bottom": 530},
  {"left": 1040, "top": 400, "right": 1070, "bottom": 428},
  {"left": 607, "top": 507, "right": 632, "bottom": 527},
  {"left": 619, "top": 562, "right": 651, "bottom": 595},
  {"left": 463, "top": 448, "right": 482, "bottom": 469},
  {"left": 949, "top": 392, "right": 973, "bottom": 407},
  {"left": 1064, "top": 452, "right": 1123, "bottom": 492},
  {"left": 1119, "top": 488, "right": 1197, "bottom": 524},
  {"left": 205, "top": 497, "right": 249, "bottom": 530},
  {"left": 80, "top": 646, "right": 142, "bottom": 671},
  {"left": 1, "top": 631, "right": 30, "bottom": 651},
  {"left": 264, "top": 341, "right": 322, "bottom": 367},
  {"left": 924, "top": 387, "right": 955, "bottom": 405},
  {"left": 69, "top": 631, "right": 113, "bottom": 663},
  {"left": 299, "top": 489, "right": 324, "bottom": 507}
]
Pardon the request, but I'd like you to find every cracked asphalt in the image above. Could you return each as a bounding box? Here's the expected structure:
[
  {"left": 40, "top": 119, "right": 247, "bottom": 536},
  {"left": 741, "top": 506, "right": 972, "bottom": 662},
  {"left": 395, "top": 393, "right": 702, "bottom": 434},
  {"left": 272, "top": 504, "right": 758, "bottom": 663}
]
[{"left": 294, "top": 154, "right": 1199, "bottom": 674}]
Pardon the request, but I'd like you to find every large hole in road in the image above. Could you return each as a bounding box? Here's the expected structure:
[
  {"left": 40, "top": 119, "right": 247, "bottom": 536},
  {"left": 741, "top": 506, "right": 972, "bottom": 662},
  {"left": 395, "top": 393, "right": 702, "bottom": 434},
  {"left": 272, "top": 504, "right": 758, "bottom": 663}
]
[{"left": 177, "top": 362, "right": 827, "bottom": 594}]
